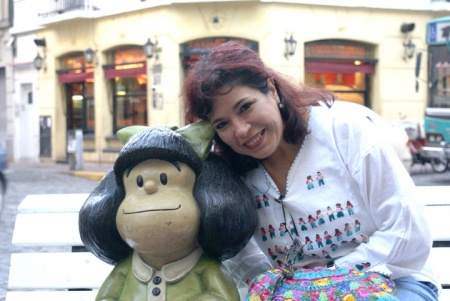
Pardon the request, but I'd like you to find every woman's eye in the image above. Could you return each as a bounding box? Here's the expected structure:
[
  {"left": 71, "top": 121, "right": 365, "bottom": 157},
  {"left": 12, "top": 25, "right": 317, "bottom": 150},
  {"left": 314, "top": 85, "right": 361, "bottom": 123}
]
[
  {"left": 216, "top": 122, "right": 227, "bottom": 130},
  {"left": 240, "top": 102, "right": 252, "bottom": 112},
  {"left": 160, "top": 173, "right": 168, "bottom": 185},
  {"left": 136, "top": 175, "right": 144, "bottom": 187}
]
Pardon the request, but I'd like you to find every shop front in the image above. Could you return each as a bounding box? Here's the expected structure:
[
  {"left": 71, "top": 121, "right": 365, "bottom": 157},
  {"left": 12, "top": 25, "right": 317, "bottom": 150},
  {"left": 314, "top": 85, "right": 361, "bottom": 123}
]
[
  {"left": 304, "top": 40, "right": 377, "bottom": 107},
  {"left": 32, "top": 2, "right": 427, "bottom": 164}
]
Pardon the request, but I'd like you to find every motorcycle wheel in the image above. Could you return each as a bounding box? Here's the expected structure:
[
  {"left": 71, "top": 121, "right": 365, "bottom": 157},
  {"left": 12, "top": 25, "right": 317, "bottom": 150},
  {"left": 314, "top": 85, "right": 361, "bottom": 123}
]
[{"left": 431, "top": 158, "right": 449, "bottom": 173}]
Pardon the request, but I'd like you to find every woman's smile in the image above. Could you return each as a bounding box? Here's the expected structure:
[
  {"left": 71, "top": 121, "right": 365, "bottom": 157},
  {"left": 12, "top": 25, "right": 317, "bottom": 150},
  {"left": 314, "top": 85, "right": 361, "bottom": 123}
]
[{"left": 244, "top": 129, "right": 265, "bottom": 149}]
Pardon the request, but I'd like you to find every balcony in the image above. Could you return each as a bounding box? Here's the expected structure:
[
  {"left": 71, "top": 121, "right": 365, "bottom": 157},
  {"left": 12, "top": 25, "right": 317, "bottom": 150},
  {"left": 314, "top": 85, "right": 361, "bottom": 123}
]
[
  {"left": 38, "top": 0, "right": 99, "bottom": 18},
  {"left": 36, "top": 0, "right": 161, "bottom": 25},
  {"left": 430, "top": 0, "right": 450, "bottom": 10},
  {"left": 35, "top": 0, "right": 108, "bottom": 25}
]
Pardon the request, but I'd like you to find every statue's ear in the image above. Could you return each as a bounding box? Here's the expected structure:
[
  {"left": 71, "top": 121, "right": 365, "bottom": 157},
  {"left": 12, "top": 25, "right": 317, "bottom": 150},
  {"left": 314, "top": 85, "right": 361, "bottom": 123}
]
[{"left": 176, "top": 121, "right": 215, "bottom": 161}]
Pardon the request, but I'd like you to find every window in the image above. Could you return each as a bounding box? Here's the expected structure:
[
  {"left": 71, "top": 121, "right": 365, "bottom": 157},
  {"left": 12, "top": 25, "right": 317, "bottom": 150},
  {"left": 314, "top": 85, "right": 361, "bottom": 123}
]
[
  {"left": 58, "top": 53, "right": 95, "bottom": 134},
  {"left": 106, "top": 47, "right": 148, "bottom": 132},
  {"left": 114, "top": 76, "right": 147, "bottom": 129},
  {"left": 65, "top": 81, "right": 95, "bottom": 133},
  {"left": 304, "top": 40, "right": 376, "bottom": 107}
]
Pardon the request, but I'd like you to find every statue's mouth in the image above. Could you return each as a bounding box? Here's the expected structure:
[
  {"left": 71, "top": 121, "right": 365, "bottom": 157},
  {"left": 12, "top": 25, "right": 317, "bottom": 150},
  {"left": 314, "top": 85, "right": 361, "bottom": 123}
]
[{"left": 122, "top": 204, "right": 181, "bottom": 214}]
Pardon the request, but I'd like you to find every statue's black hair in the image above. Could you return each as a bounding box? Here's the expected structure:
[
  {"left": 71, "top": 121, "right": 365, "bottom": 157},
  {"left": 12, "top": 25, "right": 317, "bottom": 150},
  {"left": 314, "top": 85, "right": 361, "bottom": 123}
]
[{"left": 79, "top": 127, "right": 257, "bottom": 265}]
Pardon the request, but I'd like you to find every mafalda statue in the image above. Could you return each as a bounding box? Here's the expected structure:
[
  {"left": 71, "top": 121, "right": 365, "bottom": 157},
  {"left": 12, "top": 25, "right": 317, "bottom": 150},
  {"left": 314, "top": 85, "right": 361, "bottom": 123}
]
[{"left": 79, "top": 122, "right": 257, "bottom": 301}]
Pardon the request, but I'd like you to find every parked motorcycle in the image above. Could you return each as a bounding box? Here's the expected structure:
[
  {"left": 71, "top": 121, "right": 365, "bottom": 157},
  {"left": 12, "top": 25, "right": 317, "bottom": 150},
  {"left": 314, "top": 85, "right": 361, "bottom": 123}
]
[{"left": 407, "top": 130, "right": 450, "bottom": 173}]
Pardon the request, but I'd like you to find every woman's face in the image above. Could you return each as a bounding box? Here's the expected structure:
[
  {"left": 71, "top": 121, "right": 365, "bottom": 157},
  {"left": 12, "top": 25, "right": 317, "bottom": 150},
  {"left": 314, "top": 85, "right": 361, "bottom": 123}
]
[
  {"left": 116, "top": 159, "right": 199, "bottom": 256},
  {"left": 209, "top": 80, "right": 284, "bottom": 160}
]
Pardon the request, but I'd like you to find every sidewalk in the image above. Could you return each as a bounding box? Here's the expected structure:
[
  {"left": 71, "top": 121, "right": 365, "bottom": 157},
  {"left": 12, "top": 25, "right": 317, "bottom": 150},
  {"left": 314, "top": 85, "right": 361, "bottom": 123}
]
[{"left": 7, "top": 161, "right": 112, "bottom": 181}]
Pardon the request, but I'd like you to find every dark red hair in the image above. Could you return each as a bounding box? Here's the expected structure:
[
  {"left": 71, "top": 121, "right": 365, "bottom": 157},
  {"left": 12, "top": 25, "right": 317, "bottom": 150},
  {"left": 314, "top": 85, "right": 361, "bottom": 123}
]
[{"left": 182, "top": 41, "right": 334, "bottom": 175}]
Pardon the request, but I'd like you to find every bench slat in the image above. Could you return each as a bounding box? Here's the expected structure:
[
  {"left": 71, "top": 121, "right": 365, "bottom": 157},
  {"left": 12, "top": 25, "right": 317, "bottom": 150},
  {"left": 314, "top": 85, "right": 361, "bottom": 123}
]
[
  {"left": 12, "top": 213, "right": 83, "bottom": 246},
  {"left": 440, "top": 288, "right": 450, "bottom": 301},
  {"left": 8, "top": 252, "right": 113, "bottom": 290},
  {"left": 415, "top": 186, "right": 450, "bottom": 206},
  {"left": 424, "top": 207, "right": 450, "bottom": 241},
  {"left": 428, "top": 248, "right": 450, "bottom": 287},
  {"left": 17, "top": 193, "right": 89, "bottom": 213},
  {"left": 13, "top": 194, "right": 449, "bottom": 246},
  {"left": 6, "top": 291, "right": 98, "bottom": 301}
]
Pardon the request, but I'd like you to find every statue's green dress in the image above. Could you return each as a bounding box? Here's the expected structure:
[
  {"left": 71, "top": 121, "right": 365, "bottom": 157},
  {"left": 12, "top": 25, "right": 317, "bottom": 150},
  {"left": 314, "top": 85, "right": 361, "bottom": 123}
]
[{"left": 95, "top": 249, "right": 240, "bottom": 301}]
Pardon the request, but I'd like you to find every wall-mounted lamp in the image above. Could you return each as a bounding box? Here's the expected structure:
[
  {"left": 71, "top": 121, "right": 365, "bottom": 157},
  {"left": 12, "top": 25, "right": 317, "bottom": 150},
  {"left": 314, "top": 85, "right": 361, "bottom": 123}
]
[
  {"left": 401, "top": 22, "right": 416, "bottom": 62},
  {"left": 84, "top": 47, "right": 96, "bottom": 64},
  {"left": 403, "top": 39, "right": 416, "bottom": 60},
  {"left": 33, "top": 38, "right": 47, "bottom": 71},
  {"left": 7, "top": 37, "right": 16, "bottom": 56},
  {"left": 33, "top": 54, "right": 44, "bottom": 71},
  {"left": 143, "top": 38, "right": 162, "bottom": 60},
  {"left": 284, "top": 34, "right": 297, "bottom": 59}
]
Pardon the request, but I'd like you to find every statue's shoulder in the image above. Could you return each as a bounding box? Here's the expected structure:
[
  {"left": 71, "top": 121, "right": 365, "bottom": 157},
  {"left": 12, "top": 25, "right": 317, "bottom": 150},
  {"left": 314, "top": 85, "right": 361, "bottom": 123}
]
[{"left": 194, "top": 253, "right": 221, "bottom": 271}]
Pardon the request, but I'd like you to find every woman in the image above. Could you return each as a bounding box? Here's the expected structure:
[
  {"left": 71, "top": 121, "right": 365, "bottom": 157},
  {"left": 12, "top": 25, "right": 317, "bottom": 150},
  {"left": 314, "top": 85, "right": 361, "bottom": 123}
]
[{"left": 182, "top": 41, "right": 440, "bottom": 300}]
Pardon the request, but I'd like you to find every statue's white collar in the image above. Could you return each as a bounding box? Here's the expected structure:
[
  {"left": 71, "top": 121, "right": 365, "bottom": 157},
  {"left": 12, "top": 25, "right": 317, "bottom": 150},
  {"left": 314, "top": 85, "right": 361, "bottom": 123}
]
[{"left": 132, "top": 248, "right": 203, "bottom": 283}]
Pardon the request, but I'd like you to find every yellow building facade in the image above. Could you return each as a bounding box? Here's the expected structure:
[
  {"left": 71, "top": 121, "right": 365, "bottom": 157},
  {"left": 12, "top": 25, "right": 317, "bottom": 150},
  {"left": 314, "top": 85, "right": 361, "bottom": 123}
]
[{"left": 34, "top": 2, "right": 438, "bottom": 164}]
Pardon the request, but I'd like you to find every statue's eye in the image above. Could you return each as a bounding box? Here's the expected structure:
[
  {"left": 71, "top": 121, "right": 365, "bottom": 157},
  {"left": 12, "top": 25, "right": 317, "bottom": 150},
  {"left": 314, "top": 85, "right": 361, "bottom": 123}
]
[
  {"left": 136, "top": 175, "right": 144, "bottom": 187},
  {"left": 160, "top": 173, "right": 168, "bottom": 185}
]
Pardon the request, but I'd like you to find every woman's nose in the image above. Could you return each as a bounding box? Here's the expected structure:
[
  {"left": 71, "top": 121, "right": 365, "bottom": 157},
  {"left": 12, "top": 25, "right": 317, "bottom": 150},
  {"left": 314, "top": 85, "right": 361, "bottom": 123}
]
[
  {"left": 143, "top": 180, "right": 158, "bottom": 194},
  {"left": 235, "top": 120, "right": 250, "bottom": 137}
]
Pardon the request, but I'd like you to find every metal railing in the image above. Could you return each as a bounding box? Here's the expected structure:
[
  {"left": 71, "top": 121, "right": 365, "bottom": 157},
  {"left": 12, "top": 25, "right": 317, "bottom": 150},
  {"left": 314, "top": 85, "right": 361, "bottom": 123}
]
[{"left": 38, "top": 0, "right": 99, "bottom": 18}]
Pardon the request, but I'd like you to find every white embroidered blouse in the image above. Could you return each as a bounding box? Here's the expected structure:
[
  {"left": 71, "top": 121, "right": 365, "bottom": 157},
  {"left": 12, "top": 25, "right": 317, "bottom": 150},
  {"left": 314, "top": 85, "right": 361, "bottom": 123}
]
[{"left": 223, "top": 103, "right": 440, "bottom": 295}]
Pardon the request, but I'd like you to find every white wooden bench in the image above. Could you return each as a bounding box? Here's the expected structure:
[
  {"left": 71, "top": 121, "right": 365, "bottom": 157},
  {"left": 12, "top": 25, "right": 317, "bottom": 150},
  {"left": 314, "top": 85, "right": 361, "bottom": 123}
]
[
  {"left": 6, "top": 193, "right": 113, "bottom": 301},
  {"left": 6, "top": 188, "right": 450, "bottom": 301}
]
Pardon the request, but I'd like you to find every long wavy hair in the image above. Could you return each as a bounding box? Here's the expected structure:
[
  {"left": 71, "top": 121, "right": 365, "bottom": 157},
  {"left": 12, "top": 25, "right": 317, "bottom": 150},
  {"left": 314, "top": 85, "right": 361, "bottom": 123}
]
[{"left": 182, "top": 41, "right": 334, "bottom": 175}]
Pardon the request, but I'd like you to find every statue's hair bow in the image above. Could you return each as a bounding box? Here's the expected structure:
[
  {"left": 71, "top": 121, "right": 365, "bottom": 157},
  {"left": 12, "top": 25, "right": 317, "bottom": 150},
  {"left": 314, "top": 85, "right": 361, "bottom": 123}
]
[{"left": 116, "top": 121, "right": 215, "bottom": 161}]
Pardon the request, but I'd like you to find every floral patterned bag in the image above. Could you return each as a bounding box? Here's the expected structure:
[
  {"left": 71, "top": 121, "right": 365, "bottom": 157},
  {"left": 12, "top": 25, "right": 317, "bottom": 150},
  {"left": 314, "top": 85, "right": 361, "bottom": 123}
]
[
  {"left": 246, "top": 265, "right": 398, "bottom": 301},
  {"left": 246, "top": 238, "right": 398, "bottom": 301}
]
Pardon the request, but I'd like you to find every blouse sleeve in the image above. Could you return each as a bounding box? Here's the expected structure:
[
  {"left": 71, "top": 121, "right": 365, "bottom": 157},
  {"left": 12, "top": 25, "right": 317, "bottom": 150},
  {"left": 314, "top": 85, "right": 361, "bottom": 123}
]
[
  {"left": 222, "top": 238, "right": 273, "bottom": 295},
  {"left": 332, "top": 113, "right": 432, "bottom": 277}
]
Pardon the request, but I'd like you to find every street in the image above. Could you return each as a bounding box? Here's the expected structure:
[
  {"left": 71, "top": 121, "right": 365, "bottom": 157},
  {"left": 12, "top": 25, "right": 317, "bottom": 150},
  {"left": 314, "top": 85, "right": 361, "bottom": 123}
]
[
  {"left": 409, "top": 163, "right": 450, "bottom": 186},
  {"left": 0, "top": 161, "right": 448, "bottom": 300}
]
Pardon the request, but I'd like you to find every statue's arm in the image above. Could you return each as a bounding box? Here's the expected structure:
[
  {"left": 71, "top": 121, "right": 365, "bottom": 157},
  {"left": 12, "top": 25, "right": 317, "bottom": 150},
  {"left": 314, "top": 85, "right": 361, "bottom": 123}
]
[
  {"left": 95, "top": 258, "right": 131, "bottom": 301},
  {"left": 193, "top": 258, "right": 241, "bottom": 301}
]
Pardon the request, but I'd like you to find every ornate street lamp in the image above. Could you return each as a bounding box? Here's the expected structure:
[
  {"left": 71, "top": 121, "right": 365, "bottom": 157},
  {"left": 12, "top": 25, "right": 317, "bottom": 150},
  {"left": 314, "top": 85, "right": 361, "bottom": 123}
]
[
  {"left": 284, "top": 34, "right": 297, "bottom": 58},
  {"left": 84, "top": 47, "right": 95, "bottom": 64}
]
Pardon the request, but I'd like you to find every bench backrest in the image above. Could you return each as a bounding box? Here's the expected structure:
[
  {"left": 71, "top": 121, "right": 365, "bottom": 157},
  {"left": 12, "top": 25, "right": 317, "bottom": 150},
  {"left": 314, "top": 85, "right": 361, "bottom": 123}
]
[
  {"left": 6, "top": 187, "right": 450, "bottom": 301},
  {"left": 7, "top": 194, "right": 112, "bottom": 301}
]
